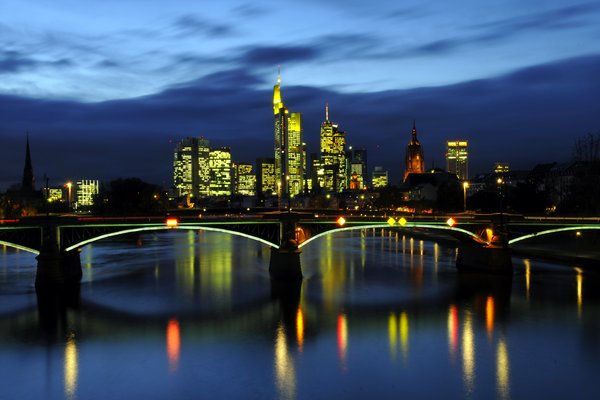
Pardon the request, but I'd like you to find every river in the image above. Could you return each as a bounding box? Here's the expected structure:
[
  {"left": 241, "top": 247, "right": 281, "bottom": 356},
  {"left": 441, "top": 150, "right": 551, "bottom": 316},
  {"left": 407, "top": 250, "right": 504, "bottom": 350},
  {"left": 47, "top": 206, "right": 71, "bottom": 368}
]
[{"left": 1, "top": 229, "right": 598, "bottom": 399}]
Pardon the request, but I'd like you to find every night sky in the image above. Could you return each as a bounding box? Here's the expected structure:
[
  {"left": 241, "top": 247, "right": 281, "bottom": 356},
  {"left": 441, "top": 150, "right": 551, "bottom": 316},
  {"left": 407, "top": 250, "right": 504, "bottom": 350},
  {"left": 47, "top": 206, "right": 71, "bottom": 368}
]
[{"left": 1, "top": 0, "right": 599, "bottom": 189}]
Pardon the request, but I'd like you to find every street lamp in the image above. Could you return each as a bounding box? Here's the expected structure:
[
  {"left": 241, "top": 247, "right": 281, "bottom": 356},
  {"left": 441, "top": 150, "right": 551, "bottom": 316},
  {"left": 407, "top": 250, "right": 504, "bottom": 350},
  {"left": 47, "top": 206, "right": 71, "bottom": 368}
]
[
  {"left": 462, "top": 181, "right": 469, "bottom": 212},
  {"left": 66, "top": 181, "right": 72, "bottom": 210},
  {"left": 286, "top": 175, "right": 291, "bottom": 211}
]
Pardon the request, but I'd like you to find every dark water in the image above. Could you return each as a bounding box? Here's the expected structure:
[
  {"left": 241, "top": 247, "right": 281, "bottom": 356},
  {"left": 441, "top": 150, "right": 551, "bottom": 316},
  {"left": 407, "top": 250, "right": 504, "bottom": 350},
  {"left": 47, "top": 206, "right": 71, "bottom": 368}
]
[{"left": 1, "top": 229, "right": 599, "bottom": 400}]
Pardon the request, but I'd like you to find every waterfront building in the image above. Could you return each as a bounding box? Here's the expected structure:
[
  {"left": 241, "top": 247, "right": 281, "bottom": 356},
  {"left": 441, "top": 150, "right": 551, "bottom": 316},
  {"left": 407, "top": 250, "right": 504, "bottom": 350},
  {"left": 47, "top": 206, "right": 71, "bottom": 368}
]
[
  {"left": 273, "top": 70, "right": 304, "bottom": 197},
  {"left": 494, "top": 162, "right": 510, "bottom": 175},
  {"left": 234, "top": 163, "right": 256, "bottom": 196},
  {"left": 404, "top": 120, "right": 425, "bottom": 182},
  {"left": 446, "top": 140, "right": 468, "bottom": 180},
  {"left": 75, "top": 179, "right": 99, "bottom": 209},
  {"left": 372, "top": 166, "right": 389, "bottom": 188},
  {"left": 209, "top": 147, "right": 232, "bottom": 196},
  {"left": 256, "top": 158, "right": 276, "bottom": 196},
  {"left": 320, "top": 104, "right": 347, "bottom": 192}
]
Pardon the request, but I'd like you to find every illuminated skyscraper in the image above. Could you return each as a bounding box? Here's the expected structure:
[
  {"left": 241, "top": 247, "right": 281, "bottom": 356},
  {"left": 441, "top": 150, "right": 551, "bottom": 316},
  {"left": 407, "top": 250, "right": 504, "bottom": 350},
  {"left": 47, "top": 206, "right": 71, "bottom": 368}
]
[
  {"left": 209, "top": 147, "right": 232, "bottom": 196},
  {"left": 273, "top": 69, "right": 304, "bottom": 197},
  {"left": 320, "top": 104, "right": 347, "bottom": 192},
  {"left": 347, "top": 147, "right": 368, "bottom": 190},
  {"left": 173, "top": 137, "right": 210, "bottom": 198},
  {"left": 446, "top": 140, "right": 468, "bottom": 180},
  {"left": 234, "top": 163, "right": 256, "bottom": 196},
  {"left": 256, "top": 157, "right": 276, "bottom": 196},
  {"left": 404, "top": 120, "right": 425, "bottom": 182}
]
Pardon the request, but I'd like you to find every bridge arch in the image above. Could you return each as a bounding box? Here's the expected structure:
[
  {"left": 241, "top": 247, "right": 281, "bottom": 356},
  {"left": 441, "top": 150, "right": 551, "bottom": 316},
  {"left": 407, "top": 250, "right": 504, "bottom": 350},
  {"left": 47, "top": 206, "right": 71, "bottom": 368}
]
[
  {"left": 0, "top": 240, "right": 40, "bottom": 255},
  {"left": 508, "top": 225, "right": 600, "bottom": 245},
  {"left": 64, "top": 225, "right": 280, "bottom": 252},
  {"left": 298, "top": 223, "right": 487, "bottom": 249}
]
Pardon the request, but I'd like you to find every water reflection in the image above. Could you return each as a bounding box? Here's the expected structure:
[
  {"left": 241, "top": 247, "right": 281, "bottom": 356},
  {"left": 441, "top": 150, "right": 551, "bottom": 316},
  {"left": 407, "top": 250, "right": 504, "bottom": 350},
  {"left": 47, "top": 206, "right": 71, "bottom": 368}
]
[
  {"left": 462, "top": 311, "right": 476, "bottom": 396},
  {"left": 64, "top": 331, "right": 78, "bottom": 399},
  {"left": 166, "top": 319, "right": 181, "bottom": 373},
  {"left": 496, "top": 336, "right": 511, "bottom": 400},
  {"left": 1, "top": 230, "right": 599, "bottom": 399},
  {"left": 274, "top": 323, "right": 296, "bottom": 400}
]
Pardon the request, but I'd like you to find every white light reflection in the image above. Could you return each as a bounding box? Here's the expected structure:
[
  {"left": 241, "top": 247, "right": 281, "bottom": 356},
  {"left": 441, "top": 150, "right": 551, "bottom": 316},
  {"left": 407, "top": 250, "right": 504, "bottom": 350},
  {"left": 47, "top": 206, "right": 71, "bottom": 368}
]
[{"left": 64, "top": 331, "right": 78, "bottom": 400}]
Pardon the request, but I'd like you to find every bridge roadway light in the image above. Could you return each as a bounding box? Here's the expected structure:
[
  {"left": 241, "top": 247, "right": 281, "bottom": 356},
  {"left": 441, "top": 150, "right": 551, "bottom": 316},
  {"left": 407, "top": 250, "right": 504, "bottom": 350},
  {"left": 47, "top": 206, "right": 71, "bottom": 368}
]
[
  {"left": 337, "top": 216, "right": 346, "bottom": 227},
  {"left": 463, "top": 181, "right": 469, "bottom": 211},
  {"left": 166, "top": 217, "right": 179, "bottom": 227},
  {"left": 446, "top": 217, "right": 456, "bottom": 227}
]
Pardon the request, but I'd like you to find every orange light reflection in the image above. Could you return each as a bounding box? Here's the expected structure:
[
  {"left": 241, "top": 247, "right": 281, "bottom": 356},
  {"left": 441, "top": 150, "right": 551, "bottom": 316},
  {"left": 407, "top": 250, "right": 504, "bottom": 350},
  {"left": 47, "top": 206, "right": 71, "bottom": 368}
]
[{"left": 167, "top": 319, "right": 181, "bottom": 373}]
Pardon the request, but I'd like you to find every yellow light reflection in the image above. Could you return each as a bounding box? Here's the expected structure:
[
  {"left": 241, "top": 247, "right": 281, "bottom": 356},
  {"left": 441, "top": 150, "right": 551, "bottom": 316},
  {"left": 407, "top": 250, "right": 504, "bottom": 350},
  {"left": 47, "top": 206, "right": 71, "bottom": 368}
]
[
  {"left": 462, "top": 312, "right": 475, "bottom": 396},
  {"left": 274, "top": 323, "right": 296, "bottom": 399},
  {"left": 486, "top": 296, "right": 495, "bottom": 339},
  {"left": 496, "top": 338, "right": 511, "bottom": 400},
  {"left": 64, "top": 332, "right": 78, "bottom": 400},
  {"left": 524, "top": 259, "right": 531, "bottom": 299},
  {"left": 337, "top": 313, "right": 348, "bottom": 369},
  {"left": 576, "top": 268, "right": 583, "bottom": 314},
  {"left": 296, "top": 308, "right": 304, "bottom": 352},
  {"left": 448, "top": 305, "right": 459, "bottom": 362},
  {"left": 388, "top": 313, "right": 397, "bottom": 360},
  {"left": 167, "top": 319, "right": 181, "bottom": 373},
  {"left": 399, "top": 312, "right": 409, "bottom": 360}
]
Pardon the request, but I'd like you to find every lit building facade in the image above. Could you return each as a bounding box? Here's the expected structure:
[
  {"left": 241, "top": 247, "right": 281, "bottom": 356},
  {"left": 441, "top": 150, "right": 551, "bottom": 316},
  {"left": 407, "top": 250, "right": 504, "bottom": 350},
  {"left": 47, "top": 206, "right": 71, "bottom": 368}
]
[
  {"left": 446, "top": 140, "right": 468, "bottom": 180},
  {"left": 372, "top": 166, "right": 389, "bottom": 188},
  {"left": 347, "top": 147, "right": 368, "bottom": 190},
  {"left": 234, "top": 163, "right": 256, "bottom": 196},
  {"left": 173, "top": 137, "right": 210, "bottom": 198},
  {"left": 256, "top": 157, "right": 276, "bottom": 196},
  {"left": 404, "top": 120, "right": 425, "bottom": 182},
  {"left": 494, "top": 162, "right": 510, "bottom": 175},
  {"left": 75, "top": 179, "right": 99, "bottom": 209},
  {"left": 273, "top": 70, "right": 304, "bottom": 197},
  {"left": 209, "top": 147, "right": 232, "bottom": 196},
  {"left": 320, "top": 104, "right": 347, "bottom": 192}
]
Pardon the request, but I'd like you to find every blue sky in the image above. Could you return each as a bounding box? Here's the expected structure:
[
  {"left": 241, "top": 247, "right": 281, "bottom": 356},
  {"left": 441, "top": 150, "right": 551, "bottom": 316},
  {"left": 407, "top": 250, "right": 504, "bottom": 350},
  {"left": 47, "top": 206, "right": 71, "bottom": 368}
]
[{"left": 1, "top": 0, "right": 599, "bottom": 188}]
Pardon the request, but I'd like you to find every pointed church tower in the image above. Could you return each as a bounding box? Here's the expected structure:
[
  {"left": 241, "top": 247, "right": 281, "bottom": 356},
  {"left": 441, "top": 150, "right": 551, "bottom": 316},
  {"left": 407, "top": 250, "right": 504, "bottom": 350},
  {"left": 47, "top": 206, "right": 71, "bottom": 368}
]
[
  {"left": 21, "top": 135, "right": 35, "bottom": 191},
  {"left": 404, "top": 120, "right": 425, "bottom": 182}
]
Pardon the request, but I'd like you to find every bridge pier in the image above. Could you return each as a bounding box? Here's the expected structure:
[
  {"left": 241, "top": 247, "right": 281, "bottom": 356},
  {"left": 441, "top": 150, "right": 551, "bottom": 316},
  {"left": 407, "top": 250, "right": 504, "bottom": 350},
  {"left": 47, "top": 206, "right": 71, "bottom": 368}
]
[
  {"left": 269, "top": 212, "right": 303, "bottom": 280},
  {"left": 35, "top": 222, "right": 82, "bottom": 288},
  {"left": 456, "top": 231, "right": 512, "bottom": 274}
]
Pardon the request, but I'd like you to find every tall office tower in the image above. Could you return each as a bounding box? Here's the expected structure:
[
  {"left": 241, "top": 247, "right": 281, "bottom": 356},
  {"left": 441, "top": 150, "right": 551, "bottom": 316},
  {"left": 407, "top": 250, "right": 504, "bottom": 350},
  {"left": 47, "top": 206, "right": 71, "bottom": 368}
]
[
  {"left": 173, "top": 137, "right": 211, "bottom": 198},
  {"left": 173, "top": 137, "right": 197, "bottom": 198},
  {"left": 404, "top": 120, "right": 425, "bottom": 182},
  {"left": 196, "top": 138, "right": 211, "bottom": 197},
  {"left": 21, "top": 135, "right": 35, "bottom": 191},
  {"left": 320, "top": 104, "right": 347, "bottom": 192},
  {"left": 347, "top": 147, "right": 368, "bottom": 190},
  {"left": 74, "top": 179, "right": 99, "bottom": 209},
  {"left": 209, "top": 147, "right": 232, "bottom": 196},
  {"left": 234, "top": 163, "right": 256, "bottom": 196},
  {"left": 446, "top": 140, "right": 469, "bottom": 180},
  {"left": 256, "top": 157, "right": 276, "bottom": 196},
  {"left": 372, "top": 166, "right": 389, "bottom": 188},
  {"left": 273, "top": 69, "right": 304, "bottom": 197}
]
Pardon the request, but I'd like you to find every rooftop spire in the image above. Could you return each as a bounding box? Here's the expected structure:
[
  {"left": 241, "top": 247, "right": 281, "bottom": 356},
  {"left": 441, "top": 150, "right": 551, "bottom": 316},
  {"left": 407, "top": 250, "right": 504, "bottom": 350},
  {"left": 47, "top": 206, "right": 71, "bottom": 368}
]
[
  {"left": 325, "top": 103, "right": 329, "bottom": 121},
  {"left": 21, "top": 133, "right": 35, "bottom": 191},
  {"left": 277, "top": 65, "right": 281, "bottom": 84},
  {"left": 412, "top": 119, "right": 417, "bottom": 138}
]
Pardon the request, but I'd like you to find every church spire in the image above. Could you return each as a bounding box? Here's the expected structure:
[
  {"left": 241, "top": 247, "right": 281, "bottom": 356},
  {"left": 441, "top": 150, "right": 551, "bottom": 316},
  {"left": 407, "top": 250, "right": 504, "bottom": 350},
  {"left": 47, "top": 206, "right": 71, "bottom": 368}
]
[{"left": 21, "top": 134, "right": 35, "bottom": 191}]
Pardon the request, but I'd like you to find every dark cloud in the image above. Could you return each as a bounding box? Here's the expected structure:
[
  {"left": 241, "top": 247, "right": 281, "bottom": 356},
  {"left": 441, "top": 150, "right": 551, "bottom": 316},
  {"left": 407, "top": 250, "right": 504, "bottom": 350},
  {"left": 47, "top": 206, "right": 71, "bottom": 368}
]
[
  {"left": 232, "top": 4, "right": 268, "bottom": 18},
  {"left": 1, "top": 54, "right": 598, "bottom": 189},
  {"left": 473, "top": 2, "right": 600, "bottom": 34},
  {"left": 0, "top": 50, "right": 74, "bottom": 74},
  {"left": 239, "top": 45, "right": 321, "bottom": 66},
  {"left": 173, "top": 15, "right": 234, "bottom": 37}
]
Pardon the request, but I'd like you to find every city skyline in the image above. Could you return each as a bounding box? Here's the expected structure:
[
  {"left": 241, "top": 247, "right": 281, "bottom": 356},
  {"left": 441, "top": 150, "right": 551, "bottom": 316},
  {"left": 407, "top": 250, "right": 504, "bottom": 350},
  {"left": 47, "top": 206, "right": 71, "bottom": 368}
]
[{"left": 1, "top": 1, "right": 599, "bottom": 189}]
